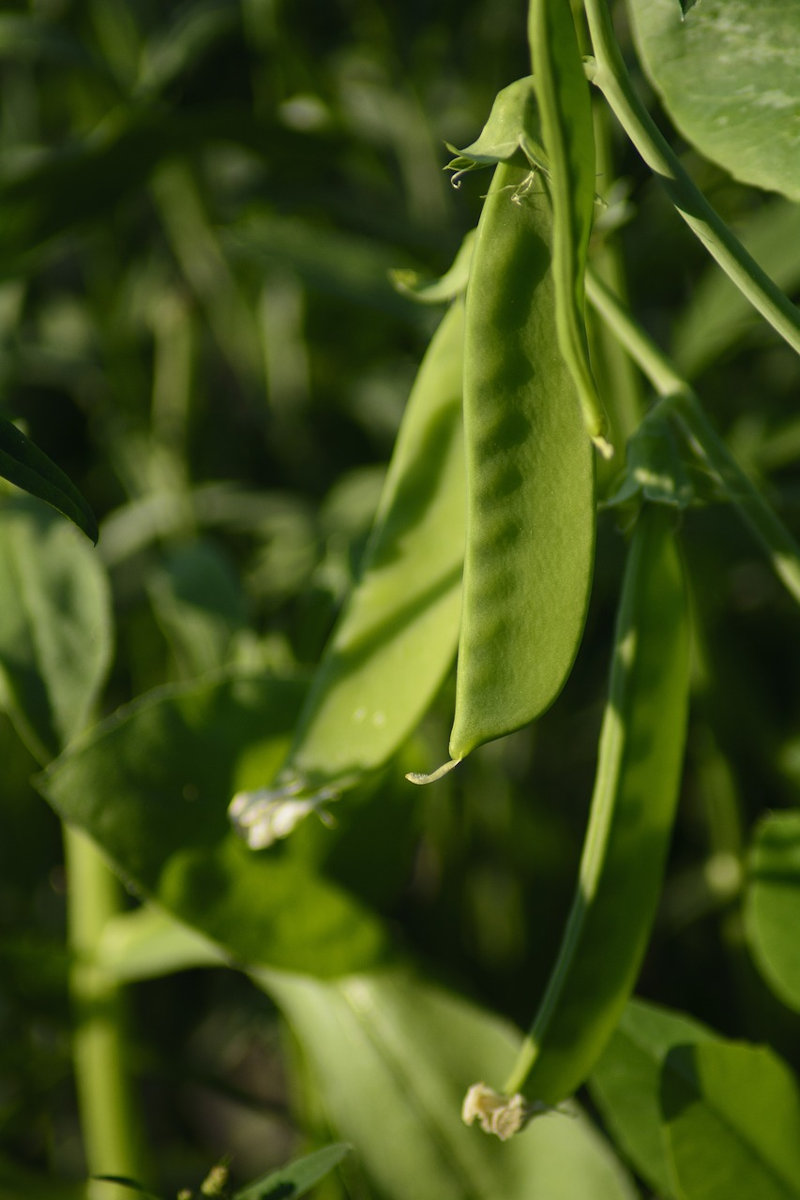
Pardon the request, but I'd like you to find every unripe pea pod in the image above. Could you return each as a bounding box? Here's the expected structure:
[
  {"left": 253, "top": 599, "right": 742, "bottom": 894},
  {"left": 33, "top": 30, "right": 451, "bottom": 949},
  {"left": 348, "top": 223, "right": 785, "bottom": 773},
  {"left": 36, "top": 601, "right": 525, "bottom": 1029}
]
[
  {"left": 463, "top": 504, "right": 691, "bottom": 1135},
  {"left": 447, "top": 161, "right": 596, "bottom": 764},
  {"left": 231, "top": 299, "right": 466, "bottom": 846}
]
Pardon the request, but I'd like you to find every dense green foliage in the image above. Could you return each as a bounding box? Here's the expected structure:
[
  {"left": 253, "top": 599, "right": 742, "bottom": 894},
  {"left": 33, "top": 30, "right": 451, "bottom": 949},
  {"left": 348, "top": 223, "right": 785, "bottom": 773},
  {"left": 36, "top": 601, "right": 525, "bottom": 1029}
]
[{"left": 3, "top": 1, "right": 800, "bottom": 1198}]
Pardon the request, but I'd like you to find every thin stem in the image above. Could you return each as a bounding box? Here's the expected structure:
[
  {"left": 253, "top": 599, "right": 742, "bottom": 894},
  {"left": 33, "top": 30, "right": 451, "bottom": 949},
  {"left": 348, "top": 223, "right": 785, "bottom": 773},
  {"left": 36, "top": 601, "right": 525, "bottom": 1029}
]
[
  {"left": 589, "top": 102, "right": 643, "bottom": 444},
  {"left": 586, "top": 265, "right": 800, "bottom": 608},
  {"left": 583, "top": 0, "right": 800, "bottom": 359},
  {"left": 586, "top": 266, "right": 682, "bottom": 395},
  {"left": 667, "top": 393, "right": 800, "bottom": 607},
  {"left": 65, "top": 827, "right": 150, "bottom": 1200}
]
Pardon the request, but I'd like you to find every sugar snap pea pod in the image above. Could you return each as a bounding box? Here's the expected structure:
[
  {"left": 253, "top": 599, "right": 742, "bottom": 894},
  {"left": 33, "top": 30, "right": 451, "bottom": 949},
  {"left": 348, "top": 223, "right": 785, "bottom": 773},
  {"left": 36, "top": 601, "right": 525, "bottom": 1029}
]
[
  {"left": 445, "top": 162, "right": 595, "bottom": 765},
  {"left": 529, "top": 0, "right": 610, "bottom": 455},
  {"left": 230, "top": 300, "right": 466, "bottom": 848},
  {"left": 474, "top": 506, "right": 690, "bottom": 1139}
]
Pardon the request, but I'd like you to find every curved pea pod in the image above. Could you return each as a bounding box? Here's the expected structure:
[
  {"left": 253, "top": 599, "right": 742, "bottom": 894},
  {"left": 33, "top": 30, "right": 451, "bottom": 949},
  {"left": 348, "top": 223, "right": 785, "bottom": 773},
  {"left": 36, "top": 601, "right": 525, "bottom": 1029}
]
[
  {"left": 506, "top": 503, "right": 691, "bottom": 1109},
  {"left": 230, "top": 300, "right": 466, "bottom": 847},
  {"left": 447, "top": 162, "right": 595, "bottom": 763}
]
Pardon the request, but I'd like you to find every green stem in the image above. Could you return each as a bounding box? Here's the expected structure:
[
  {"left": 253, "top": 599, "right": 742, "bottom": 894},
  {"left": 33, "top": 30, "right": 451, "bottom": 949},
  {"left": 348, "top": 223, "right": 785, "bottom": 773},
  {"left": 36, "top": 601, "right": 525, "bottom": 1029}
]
[
  {"left": 65, "top": 827, "right": 150, "bottom": 1200},
  {"left": 586, "top": 266, "right": 800, "bottom": 607},
  {"left": 586, "top": 267, "right": 682, "bottom": 395},
  {"left": 582, "top": 0, "right": 800, "bottom": 359},
  {"left": 588, "top": 102, "right": 643, "bottom": 443}
]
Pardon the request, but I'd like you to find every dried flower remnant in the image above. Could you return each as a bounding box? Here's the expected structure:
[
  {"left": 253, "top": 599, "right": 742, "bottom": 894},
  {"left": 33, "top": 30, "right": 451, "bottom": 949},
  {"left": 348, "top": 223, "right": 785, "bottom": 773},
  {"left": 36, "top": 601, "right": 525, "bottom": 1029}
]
[
  {"left": 229, "top": 775, "right": 337, "bottom": 849},
  {"left": 461, "top": 1082, "right": 534, "bottom": 1140}
]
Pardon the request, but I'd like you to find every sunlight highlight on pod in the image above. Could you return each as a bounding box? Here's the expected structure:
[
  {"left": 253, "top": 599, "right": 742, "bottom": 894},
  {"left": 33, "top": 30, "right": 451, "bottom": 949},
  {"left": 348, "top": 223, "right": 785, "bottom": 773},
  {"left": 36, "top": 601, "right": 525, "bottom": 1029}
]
[{"left": 229, "top": 774, "right": 338, "bottom": 850}]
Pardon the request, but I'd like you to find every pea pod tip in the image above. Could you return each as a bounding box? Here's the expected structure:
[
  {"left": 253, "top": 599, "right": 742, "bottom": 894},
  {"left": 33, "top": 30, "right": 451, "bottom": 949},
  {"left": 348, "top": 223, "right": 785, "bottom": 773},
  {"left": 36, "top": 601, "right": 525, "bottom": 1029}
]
[{"left": 404, "top": 758, "right": 461, "bottom": 785}]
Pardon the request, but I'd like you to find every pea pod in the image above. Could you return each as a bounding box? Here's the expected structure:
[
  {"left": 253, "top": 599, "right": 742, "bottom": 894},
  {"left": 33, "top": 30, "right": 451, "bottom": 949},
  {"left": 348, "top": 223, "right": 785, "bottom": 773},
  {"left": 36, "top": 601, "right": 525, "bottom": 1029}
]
[
  {"left": 529, "top": 0, "right": 610, "bottom": 454},
  {"left": 447, "top": 162, "right": 595, "bottom": 763},
  {"left": 525, "top": 507, "right": 691, "bottom": 1121},
  {"left": 230, "top": 301, "right": 466, "bottom": 847}
]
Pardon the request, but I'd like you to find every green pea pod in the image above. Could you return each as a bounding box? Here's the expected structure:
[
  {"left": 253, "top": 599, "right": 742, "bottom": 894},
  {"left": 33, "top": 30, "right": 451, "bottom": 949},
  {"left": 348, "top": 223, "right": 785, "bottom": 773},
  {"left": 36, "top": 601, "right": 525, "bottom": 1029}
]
[
  {"left": 529, "top": 0, "right": 610, "bottom": 455},
  {"left": 510, "top": 504, "right": 690, "bottom": 1107},
  {"left": 446, "top": 162, "right": 595, "bottom": 764},
  {"left": 230, "top": 301, "right": 466, "bottom": 847}
]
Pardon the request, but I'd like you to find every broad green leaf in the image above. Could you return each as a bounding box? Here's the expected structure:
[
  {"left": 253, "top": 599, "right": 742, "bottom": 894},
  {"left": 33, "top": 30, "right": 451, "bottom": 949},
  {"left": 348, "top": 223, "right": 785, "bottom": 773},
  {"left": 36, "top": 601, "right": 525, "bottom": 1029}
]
[
  {"left": 258, "top": 969, "right": 638, "bottom": 1200},
  {"left": 744, "top": 810, "right": 800, "bottom": 1011},
  {"left": 234, "top": 1144, "right": 351, "bottom": 1200},
  {"left": 590, "top": 999, "right": 717, "bottom": 1199},
  {"left": 627, "top": 0, "right": 800, "bottom": 202},
  {"left": 38, "top": 674, "right": 391, "bottom": 977},
  {"left": 0, "top": 495, "right": 111, "bottom": 762},
  {"left": 0, "top": 420, "right": 97, "bottom": 543},
  {"left": 661, "top": 1041, "right": 800, "bottom": 1200}
]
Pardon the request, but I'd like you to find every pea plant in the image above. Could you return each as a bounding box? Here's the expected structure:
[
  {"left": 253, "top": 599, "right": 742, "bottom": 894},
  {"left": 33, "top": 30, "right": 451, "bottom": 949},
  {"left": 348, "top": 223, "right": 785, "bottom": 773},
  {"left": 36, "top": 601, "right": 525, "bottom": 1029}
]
[{"left": 3, "top": 0, "right": 800, "bottom": 1197}]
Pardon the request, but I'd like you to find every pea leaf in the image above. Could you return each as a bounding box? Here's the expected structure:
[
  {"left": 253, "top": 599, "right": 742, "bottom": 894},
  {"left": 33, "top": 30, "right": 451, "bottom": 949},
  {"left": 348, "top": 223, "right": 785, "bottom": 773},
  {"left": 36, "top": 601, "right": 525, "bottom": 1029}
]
[
  {"left": 744, "top": 810, "right": 800, "bottom": 1012},
  {"left": 0, "top": 495, "right": 111, "bottom": 762},
  {"left": 661, "top": 1041, "right": 800, "bottom": 1200},
  {"left": 590, "top": 999, "right": 717, "bottom": 1199},
  {"left": 627, "top": 0, "right": 800, "bottom": 202},
  {"left": 38, "top": 673, "right": 391, "bottom": 977},
  {"left": 0, "top": 419, "right": 97, "bottom": 544},
  {"left": 257, "top": 969, "right": 638, "bottom": 1200}
]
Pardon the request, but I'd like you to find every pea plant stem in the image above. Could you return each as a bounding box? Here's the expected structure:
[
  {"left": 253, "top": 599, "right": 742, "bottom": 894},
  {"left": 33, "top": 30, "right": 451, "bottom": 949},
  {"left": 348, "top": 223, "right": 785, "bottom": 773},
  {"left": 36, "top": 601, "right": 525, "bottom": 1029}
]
[
  {"left": 582, "top": 0, "right": 800, "bottom": 360},
  {"left": 586, "top": 266, "right": 800, "bottom": 608},
  {"left": 65, "top": 826, "right": 149, "bottom": 1200}
]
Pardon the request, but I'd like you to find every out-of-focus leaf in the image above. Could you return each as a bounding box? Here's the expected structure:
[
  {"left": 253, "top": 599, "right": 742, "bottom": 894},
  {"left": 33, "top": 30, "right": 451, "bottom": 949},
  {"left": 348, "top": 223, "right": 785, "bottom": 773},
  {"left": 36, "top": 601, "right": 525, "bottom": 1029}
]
[
  {"left": 674, "top": 198, "right": 800, "bottom": 377},
  {"left": 0, "top": 495, "right": 111, "bottom": 762},
  {"left": 96, "top": 904, "right": 224, "bottom": 982},
  {"left": 147, "top": 539, "right": 248, "bottom": 677},
  {"left": 0, "top": 110, "right": 344, "bottom": 275},
  {"left": 661, "top": 1041, "right": 800, "bottom": 1200},
  {"left": 744, "top": 810, "right": 800, "bottom": 1011},
  {"left": 628, "top": 0, "right": 800, "bottom": 201},
  {"left": 234, "top": 1144, "right": 351, "bottom": 1200},
  {"left": 226, "top": 214, "right": 417, "bottom": 316},
  {"left": 38, "top": 673, "right": 391, "bottom": 976},
  {"left": 0, "top": 419, "right": 97, "bottom": 543},
  {"left": 0, "top": 1152, "right": 86, "bottom": 1200},
  {"left": 0, "top": 14, "right": 97, "bottom": 67},
  {"left": 257, "top": 969, "right": 638, "bottom": 1200},
  {"left": 138, "top": 0, "right": 239, "bottom": 95},
  {"left": 590, "top": 999, "right": 716, "bottom": 1199}
]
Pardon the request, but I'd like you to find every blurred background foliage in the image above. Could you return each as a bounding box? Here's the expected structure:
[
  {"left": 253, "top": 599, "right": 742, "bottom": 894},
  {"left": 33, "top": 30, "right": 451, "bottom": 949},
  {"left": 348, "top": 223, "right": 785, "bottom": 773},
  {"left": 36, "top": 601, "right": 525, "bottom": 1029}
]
[{"left": 3, "top": 0, "right": 800, "bottom": 1194}]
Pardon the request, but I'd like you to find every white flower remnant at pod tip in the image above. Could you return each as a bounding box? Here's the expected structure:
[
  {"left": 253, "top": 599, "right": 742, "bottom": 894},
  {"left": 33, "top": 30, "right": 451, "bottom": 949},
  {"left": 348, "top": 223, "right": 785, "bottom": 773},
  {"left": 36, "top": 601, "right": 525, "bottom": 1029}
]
[
  {"left": 461, "top": 1083, "right": 543, "bottom": 1140},
  {"left": 228, "top": 774, "right": 338, "bottom": 850}
]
